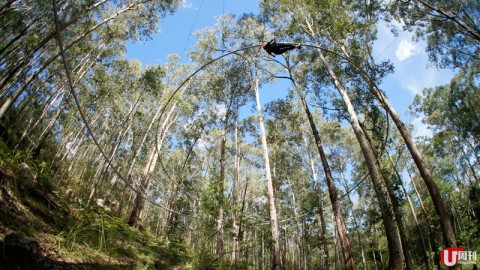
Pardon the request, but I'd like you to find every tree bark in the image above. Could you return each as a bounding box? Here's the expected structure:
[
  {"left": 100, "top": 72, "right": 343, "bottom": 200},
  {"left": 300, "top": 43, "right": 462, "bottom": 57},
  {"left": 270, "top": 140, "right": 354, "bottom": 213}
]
[
  {"left": 300, "top": 96, "right": 355, "bottom": 270},
  {"left": 128, "top": 147, "right": 158, "bottom": 227},
  {"left": 232, "top": 113, "right": 240, "bottom": 269},
  {"left": 253, "top": 74, "right": 282, "bottom": 270},
  {"left": 336, "top": 34, "right": 457, "bottom": 248},
  {"left": 87, "top": 117, "right": 132, "bottom": 206},
  {"left": 388, "top": 153, "right": 431, "bottom": 270},
  {"left": 372, "top": 84, "right": 457, "bottom": 248},
  {"left": 285, "top": 52, "right": 351, "bottom": 268},
  {"left": 341, "top": 175, "right": 368, "bottom": 270},
  {"left": 128, "top": 111, "right": 177, "bottom": 227},
  {"left": 344, "top": 49, "right": 458, "bottom": 248},
  {"left": 359, "top": 121, "right": 414, "bottom": 270},
  {"left": 304, "top": 25, "right": 404, "bottom": 267},
  {"left": 318, "top": 192, "right": 329, "bottom": 269},
  {"left": 304, "top": 144, "right": 329, "bottom": 270},
  {"left": 216, "top": 117, "right": 228, "bottom": 259}
]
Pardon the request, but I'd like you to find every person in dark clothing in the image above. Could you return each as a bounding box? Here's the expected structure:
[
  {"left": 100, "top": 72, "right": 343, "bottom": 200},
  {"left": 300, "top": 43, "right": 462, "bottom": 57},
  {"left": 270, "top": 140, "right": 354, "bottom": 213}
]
[{"left": 262, "top": 39, "right": 301, "bottom": 56}]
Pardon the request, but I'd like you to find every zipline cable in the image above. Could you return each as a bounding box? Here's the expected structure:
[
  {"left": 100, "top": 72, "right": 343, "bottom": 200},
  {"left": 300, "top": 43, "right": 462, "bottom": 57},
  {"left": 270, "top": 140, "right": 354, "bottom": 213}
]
[
  {"left": 52, "top": 0, "right": 394, "bottom": 219},
  {"left": 155, "top": 43, "right": 391, "bottom": 207},
  {"left": 155, "top": 44, "right": 263, "bottom": 156},
  {"left": 182, "top": 0, "right": 205, "bottom": 58}
]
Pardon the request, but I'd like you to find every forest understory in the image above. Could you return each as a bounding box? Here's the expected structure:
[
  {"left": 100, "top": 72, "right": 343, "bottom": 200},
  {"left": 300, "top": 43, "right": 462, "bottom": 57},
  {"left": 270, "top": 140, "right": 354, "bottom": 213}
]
[{"left": 0, "top": 160, "right": 189, "bottom": 269}]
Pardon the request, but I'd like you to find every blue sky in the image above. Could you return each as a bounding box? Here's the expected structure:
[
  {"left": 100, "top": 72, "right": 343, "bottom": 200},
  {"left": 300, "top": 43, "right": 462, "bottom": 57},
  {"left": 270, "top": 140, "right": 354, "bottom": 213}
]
[
  {"left": 126, "top": 0, "right": 456, "bottom": 138},
  {"left": 126, "top": 0, "right": 260, "bottom": 63}
]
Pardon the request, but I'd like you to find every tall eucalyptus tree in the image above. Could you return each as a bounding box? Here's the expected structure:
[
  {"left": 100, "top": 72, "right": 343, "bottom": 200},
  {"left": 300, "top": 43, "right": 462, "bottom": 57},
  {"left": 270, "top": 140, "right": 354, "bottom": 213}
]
[
  {"left": 191, "top": 25, "right": 252, "bottom": 258},
  {"left": 261, "top": 1, "right": 405, "bottom": 268}
]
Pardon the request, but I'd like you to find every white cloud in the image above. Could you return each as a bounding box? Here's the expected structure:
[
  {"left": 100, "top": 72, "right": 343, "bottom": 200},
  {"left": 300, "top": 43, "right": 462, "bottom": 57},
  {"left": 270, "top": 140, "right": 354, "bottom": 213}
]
[
  {"left": 372, "top": 20, "right": 456, "bottom": 143},
  {"left": 399, "top": 63, "right": 456, "bottom": 96},
  {"left": 196, "top": 137, "right": 210, "bottom": 150},
  {"left": 404, "top": 84, "right": 421, "bottom": 96},
  {"left": 215, "top": 104, "right": 227, "bottom": 121},
  {"left": 180, "top": 0, "right": 196, "bottom": 10},
  {"left": 412, "top": 116, "right": 433, "bottom": 139},
  {"left": 395, "top": 39, "right": 419, "bottom": 61}
]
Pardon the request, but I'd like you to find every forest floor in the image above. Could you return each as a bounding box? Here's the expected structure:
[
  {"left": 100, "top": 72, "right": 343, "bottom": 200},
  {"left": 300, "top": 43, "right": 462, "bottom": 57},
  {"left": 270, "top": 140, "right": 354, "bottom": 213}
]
[
  {"left": 0, "top": 165, "right": 184, "bottom": 270},
  {"left": 0, "top": 167, "right": 134, "bottom": 269}
]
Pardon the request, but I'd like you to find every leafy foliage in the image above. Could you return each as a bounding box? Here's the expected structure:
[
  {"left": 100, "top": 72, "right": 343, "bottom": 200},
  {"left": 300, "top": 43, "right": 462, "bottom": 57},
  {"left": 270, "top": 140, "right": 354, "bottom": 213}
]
[{"left": 0, "top": 0, "right": 479, "bottom": 269}]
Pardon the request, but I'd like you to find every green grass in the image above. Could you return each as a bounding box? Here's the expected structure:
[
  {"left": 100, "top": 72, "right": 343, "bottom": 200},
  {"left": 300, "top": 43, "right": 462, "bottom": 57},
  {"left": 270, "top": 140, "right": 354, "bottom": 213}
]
[{"left": 0, "top": 138, "right": 193, "bottom": 269}]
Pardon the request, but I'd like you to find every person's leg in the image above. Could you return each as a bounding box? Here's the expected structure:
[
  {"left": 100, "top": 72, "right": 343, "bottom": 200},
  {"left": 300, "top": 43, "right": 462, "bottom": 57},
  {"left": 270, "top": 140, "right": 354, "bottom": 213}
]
[{"left": 276, "top": 44, "right": 296, "bottom": 54}]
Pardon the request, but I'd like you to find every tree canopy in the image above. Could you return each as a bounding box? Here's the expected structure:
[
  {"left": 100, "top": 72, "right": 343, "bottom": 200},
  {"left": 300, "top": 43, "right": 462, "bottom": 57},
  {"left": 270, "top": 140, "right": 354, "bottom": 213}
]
[{"left": 0, "top": 0, "right": 478, "bottom": 269}]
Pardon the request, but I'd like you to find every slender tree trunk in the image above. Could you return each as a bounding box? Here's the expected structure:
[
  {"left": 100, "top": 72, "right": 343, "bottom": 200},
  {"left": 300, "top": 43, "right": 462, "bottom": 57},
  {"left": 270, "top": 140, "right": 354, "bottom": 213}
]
[
  {"left": 86, "top": 119, "right": 131, "bottom": 206},
  {"left": 374, "top": 84, "right": 456, "bottom": 248},
  {"left": 303, "top": 19, "right": 404, "bottom": 267},
  {"left": 55, "top": 129, "right": 85, "bottom": 174},
  {"left": 29, "top": 98, "right": 71, "bottom": 153},
  {"left": 128, "top": 147, "right": 158, "bottom": 226},
  {"left": 318, "top": 191, "right": 329, "bottom": 269},
  {"left": 382, "top": 169, "right": 414, "bottom": 270},
  {"left": 164, "top": 182, "right": 180, "bottom": 234},
  {"left": 285, "top": 175, "right": 303, "bottom": 270},
  {"left": 312, "top": 50, "right": 404, "bottom": 270},
  {"left": 285, "top": 53, "right": 353, "bottom": 268},
  {"left": 359, "top": 122, "right": 414, "bottom": 270},
  {"left": 115, "top": 101, "right": 177, "bottom": 214},
  {"left": 389, "top": 154, "right": 431, "bottom": 270},
  {"left": 253, "top": 74, "right": 282, "bottom": 270},
  {"left": 0, "top": 0, "right": 119, "bottom": 91},
  {"left": 0, "top": 41, "right": 97, "bottom": 118},
  {"left": 408, "top": 170, "right": 442, "bottom": 268},
  {"left": 372, "top": 254, "right": 378, "bottom": 270},
  {"left": 340, "top": 172, "right": 368, "bottom": 270},
  {"left": 129, "top": 115, "right": 177, "bottom": 227},
  {"left": 449, "top": 134, "right": 480, "bottom": 184},
  {"left": 232, "top": 113, "right": 240, "bottom": 270},
  {"left": 54, "top": 100, "right": 101, "bottom": 164},
  {"left": 333, "top": 223, "right": 339, "bottom": 270},
  {"left": 339, "top": 36, "right": 457, "bottom": 248},
  {"left": 386, "top": 155, "right": 423, "bottom": 269},
  {"left": 216, "top": 117, "right": 228, "bottom": 259},
  {"left": 324, "top": 56, "right": 404, "bottom": 269},
  {"left": 238, "top": 171, "right": 249, "bottom": 236},
  {"left": 0, "top": 1, "right": 141, "bottom": 118},
  {"left": 86, "top": 155, "right": 107, "bottom": 206},
  {"left": 301, "top": 220, "right": 310, "bottom": 270},
  {"left": 0, "top": 18, "right": 40, "bottom": 66},
  {"left": 0, "top": 0, "right": 108, "bottom": 70},
  {"left": 300, "top": 95, "right": 356, "bottom": 269},
  {"left": 15, "top": 87, "right": 66, "bottom": 149},
  {"left": 304, "top": 142, "right": 329, "bottom": 269}
]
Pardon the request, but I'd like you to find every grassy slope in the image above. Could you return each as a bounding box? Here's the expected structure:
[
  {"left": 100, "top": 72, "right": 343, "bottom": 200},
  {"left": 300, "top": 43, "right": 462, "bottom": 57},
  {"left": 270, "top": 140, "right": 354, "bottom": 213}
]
[{"left": 0, "top": 142, "right": 190, "bottom": 269}]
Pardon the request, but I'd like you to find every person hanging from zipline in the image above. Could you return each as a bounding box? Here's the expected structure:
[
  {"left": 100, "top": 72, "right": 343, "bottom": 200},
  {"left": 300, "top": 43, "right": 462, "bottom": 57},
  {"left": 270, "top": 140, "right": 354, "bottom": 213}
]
[{"left": 262, "top": 39, "right": 301, "bottom": 57}]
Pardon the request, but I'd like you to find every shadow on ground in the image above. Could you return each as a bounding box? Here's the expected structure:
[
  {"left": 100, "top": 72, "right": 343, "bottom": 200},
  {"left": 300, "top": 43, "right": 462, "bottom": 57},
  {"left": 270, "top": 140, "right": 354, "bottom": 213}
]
[{"left": 0, "top": 232, "right": 131, "bottom": 270}]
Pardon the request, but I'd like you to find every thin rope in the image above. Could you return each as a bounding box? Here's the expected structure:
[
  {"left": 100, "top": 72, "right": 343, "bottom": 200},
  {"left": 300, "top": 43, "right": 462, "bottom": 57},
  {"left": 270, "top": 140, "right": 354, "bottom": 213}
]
[
  {"left": 52, "top": 0, "right": 187, "bottom": 216},
  {"left": 51, "top": 1, "right": 394, "bottom": 218},
  {"left": 182, "top": 0, "right": 205, "bottom": 58},
  {"left": 374, "top": 34, "right": 400, "bottom": 61},
  {"left": 155, "top": 44, "right": 263, "bottom": 155},
  {"left": 153, "top": 43, "right": 381, "bottom": 202}
]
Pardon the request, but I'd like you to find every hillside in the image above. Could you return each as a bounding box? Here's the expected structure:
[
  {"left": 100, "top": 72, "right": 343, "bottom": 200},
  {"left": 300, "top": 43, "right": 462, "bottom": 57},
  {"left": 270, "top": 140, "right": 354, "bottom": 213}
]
[{"left": 0, "top": 154, "right": 189, "bottom": 270}]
